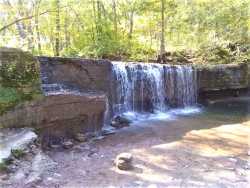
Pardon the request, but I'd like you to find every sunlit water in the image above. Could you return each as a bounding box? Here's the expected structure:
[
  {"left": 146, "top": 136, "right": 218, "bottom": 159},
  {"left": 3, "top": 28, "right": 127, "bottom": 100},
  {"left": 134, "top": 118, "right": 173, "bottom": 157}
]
[
  {"left": 111, "top": 62, "right": 197, "bottom": 113},
  {"left": 121, "top": 106, "right": 202, "bottom": 123}
]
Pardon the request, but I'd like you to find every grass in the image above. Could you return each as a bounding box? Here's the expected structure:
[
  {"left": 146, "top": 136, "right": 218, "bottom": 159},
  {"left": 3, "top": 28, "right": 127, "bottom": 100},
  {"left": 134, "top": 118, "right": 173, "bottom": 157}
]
[
  {"left": 0, "top": 85, "right": 43, "bottom": 115},
  {"left": 0, "top": 86, "right": 22, "bottom": 115}
]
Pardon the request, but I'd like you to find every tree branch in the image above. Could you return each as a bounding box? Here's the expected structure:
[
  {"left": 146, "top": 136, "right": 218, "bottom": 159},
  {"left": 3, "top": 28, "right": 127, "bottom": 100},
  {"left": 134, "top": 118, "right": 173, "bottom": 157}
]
[{"left": 0, "top": 5, "right": 69, "bottom": 33}]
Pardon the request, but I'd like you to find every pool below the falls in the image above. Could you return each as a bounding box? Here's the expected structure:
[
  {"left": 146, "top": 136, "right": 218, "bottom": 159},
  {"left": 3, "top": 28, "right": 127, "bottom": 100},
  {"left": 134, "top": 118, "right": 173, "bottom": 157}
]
[{"left": 106, "top": 97, "right": 250, "bottom": 129}]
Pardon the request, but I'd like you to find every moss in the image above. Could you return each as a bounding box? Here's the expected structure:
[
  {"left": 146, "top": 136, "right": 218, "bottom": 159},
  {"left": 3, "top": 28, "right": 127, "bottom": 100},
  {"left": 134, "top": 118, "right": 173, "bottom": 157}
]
[
  {"left": 0, "top": 48, "right": 43, "bottom": 115},
  {"left": 0, "top": 85, "right": 43, "bottom": 115},
  {"left": 11, "top": 149, "right": 25, "bottom": 159},
  {"left": 0, "top": 86, "right": 21, "bottom": 115}
]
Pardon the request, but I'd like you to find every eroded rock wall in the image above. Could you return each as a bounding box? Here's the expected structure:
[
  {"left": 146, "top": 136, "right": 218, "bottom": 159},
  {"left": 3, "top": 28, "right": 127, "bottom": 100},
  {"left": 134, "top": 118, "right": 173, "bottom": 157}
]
[
  {"left": 197, "top": 63, "right": 250, "bottom": 101},
  {"left": 0, "top": 93, "right": 106, "bottom": 144},
  {"left": 38, "top": 57, "right": 250, "bottom": 105},
  {"left": 197, "top": 63, "right": 249, "bottom": 91},
  {"left": 38, "top": 57, "right": 112, "bottom": 92}
]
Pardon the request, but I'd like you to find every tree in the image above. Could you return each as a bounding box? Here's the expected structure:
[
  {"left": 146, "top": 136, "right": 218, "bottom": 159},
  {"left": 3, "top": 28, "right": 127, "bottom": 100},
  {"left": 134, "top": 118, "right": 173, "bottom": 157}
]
[
  {"left": 0, "top": 0, "right": 249, "bottom": 61},
  {"left": 54, "top": 0, "right": 60, "bottom": 56},
  {"left": 159, "top": 0, "right": 166, "bottom": 63}
]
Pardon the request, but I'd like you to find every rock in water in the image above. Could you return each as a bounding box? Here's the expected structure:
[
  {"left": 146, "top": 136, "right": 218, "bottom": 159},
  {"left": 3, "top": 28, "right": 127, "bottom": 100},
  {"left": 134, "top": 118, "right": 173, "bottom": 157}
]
[
  {"left": 62, "top": 141, "right": 73, "bottom": 149},
  {"left": 74, "top": 133, "right": 87, "bottom": 142},
  {"left": 115, "top": 153, "right": 133, "bottom": 170},
  {"left": 110, "top": 116, "right": 131, "bottom": 129},
  {"left": 116, "top": 153, "right": 133, "bottom": 162}
]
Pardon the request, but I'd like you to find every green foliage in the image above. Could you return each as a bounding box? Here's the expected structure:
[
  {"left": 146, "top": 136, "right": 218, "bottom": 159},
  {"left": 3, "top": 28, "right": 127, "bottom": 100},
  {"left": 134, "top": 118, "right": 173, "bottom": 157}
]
[
  {"left": 0, "top": 51, "right": 39, "bottom": 88},
  {"left": 0, "top": 86, "right": 41, "bottom": 115},
  {"left": 0, "top": 87, "right": 21, "bottom": 115},
  {"left": 127, "top": 40, "right": 156, "bottom": 61},
  {"left": 0, "top": 0, "right": 249, "bottom": 63},
  {"left": 196, "top": 41, "right": 250, "bottom": 64},
  {"left": 0, "top": 48, "right": 43, "bottom": 115}
]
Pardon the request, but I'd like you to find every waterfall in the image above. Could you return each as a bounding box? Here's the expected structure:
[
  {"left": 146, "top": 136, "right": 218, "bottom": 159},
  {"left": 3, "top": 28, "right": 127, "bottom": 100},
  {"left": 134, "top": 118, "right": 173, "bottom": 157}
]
[{"left": 111, "top": 62, "right": 197, "bottom": 117}]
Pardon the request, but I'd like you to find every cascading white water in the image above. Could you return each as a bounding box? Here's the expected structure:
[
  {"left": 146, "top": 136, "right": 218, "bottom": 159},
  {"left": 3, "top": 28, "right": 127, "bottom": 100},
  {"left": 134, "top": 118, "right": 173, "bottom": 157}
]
[{"left": 111, "top": 61, "right": 198, "bottom": 117}]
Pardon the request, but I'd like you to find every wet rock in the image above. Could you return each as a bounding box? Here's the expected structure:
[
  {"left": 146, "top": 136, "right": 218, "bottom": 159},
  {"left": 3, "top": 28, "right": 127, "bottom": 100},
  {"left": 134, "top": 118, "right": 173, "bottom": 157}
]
[
  {"left": 101, "top": 129, "right": 116, "bottom": 136},
  {"left": 73, "top": 145, "right": 84, "bottom": 153},
  {"left": 115, "top": 153, "right": 133, "bottom": 170},
  {"left": 116, "top": 153, "right": 133, "bottom": 162},
  {"left": 74, "top": 133, "right": 87, "bottom": 142},
  {"left": 62, "top": 141, "right": 74, "bottom": 149},
  {"left": 110, "top": 116, "right": 131, "bottom": 129},
  {"left": 49, "top": 144, "right": 61, "bottom": 150}
]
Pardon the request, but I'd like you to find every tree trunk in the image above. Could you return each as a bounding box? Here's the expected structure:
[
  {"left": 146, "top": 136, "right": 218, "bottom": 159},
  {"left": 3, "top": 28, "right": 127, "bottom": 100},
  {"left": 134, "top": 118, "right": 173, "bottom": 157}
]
[
  {"left": 35, "top": 14, "right": 42, "bottom": 54},
  {"left": 128, "top": 11, "right": 134, "bottom": 39},
  {"left": 64, "top": 10, "right": 70, "bottom": 53},
  {"left": 112, "top": 0, "right": 118, "bottom": 38},
  {"left": 27, "top": 21, "right": 34, "bottom": 52},
  {"left": 159, "top": 0, "right": 166, "bottom": 63},
  {"left": 35, "top": 0, "right": 42, "bottom": 55},
  {"left": 55, "top": 0, "right": 60, "bottom": 56}
]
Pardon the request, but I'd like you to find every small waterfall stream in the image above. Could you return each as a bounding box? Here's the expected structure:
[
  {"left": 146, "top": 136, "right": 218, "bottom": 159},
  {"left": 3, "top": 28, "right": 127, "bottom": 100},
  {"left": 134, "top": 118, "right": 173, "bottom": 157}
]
[
  {"left": 111, "top": 62, "right": 198, "bottom": 118},
  {"left": 40, "top": 59, "right": 199, "bottom": 123}
]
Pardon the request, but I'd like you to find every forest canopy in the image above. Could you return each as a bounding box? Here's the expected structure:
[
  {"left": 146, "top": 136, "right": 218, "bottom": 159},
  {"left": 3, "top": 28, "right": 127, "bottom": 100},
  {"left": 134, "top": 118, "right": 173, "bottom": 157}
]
[{"left": 0, "top": 0, "right": 249, "bottom": 63}]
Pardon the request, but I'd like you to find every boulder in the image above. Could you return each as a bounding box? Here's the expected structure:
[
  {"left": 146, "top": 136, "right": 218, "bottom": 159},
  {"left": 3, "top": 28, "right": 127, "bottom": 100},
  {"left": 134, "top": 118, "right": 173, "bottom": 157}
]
[
  {"left": 62, "top": 140, "right": 74, "bottom": 149},
  {"left": 74, "top": 133, "right": 87, "bottom": 142},
  {"left": 115, "top": 153, "right": 133, "bottom": 171},
  {"left": 0, "top": 93, "right": 107, "bottom": 146},
  {"left": 110, "top": 115, "right": 131, "bottom": 129}
]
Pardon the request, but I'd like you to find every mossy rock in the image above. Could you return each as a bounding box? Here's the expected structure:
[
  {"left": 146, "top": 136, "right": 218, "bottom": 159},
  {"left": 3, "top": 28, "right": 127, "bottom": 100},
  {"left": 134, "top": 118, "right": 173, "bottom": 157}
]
[{"left": 0, "top": 47, "right": 43, "bottom": 115}]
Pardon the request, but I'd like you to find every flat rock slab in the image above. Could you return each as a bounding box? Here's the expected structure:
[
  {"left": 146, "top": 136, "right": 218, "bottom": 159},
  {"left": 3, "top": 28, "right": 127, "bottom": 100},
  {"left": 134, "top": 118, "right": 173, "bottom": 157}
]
[{"left": 0, "top": 128, "right": 37, "bottom": 164}]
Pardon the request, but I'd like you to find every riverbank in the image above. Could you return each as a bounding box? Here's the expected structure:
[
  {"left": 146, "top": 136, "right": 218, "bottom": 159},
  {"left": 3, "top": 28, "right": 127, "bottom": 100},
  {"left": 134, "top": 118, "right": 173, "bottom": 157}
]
[{"left": 1, "top": 105, "right": 249, "bottom": 188}]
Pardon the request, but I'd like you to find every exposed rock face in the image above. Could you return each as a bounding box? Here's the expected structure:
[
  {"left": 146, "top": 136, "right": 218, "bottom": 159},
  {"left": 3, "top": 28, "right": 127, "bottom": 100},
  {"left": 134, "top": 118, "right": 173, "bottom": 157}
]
[
  {"left": 0, "top": 93, "right": 107, "bottom": 145},
  {"left": 39, "top": 57, "right": 112, "bottom": 93},
  {"left": 39, "top": 56, "right": 113, "bottom": 122},
  {"left": 197, "top": 63, "right": 249, "bottom": 91},
  {"left": 197, "top": 63, "right": 250, "bottom": 102}
]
